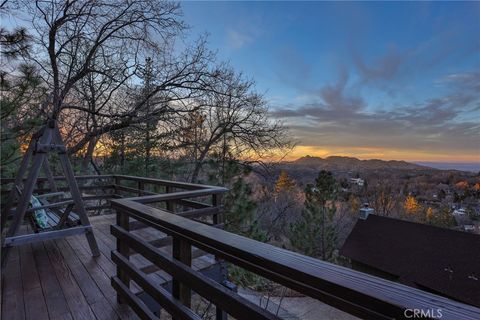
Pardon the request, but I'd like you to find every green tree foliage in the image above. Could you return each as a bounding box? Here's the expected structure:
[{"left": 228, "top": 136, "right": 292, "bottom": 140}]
[
  {"left": 208, "top": 159, "right": 268, "bottom": 289},
  {"left": 427, "top": 206, "right": 456, "bottom": 228},
  {"left": 206, "top": 159, "right": 266, "bottom": 241},
  {"left": 224, "top": 178, "right": 256, "bottom": 233},
  {"left": 290, "top": 170, "right": 338, "bottom": 261},
  {"left": 1, "top": 27, "right": 45, "bottom": 176},
  {"left": 0, "top": 27, "right": 31, "bottom": 59},
  {"left": 467, "top": 208, "right": 478, "bottom": 221}
]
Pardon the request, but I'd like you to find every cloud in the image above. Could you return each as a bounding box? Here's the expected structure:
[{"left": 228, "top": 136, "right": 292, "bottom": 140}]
[
  {"left": 272, "top": 69, "right": 367, "bottom": 124},
  {"left": 225, "top": 14, "right": 267, "bottom": 50},
  {"left": 351, "top": 27, "right": 479, "bottom": 95},
  {"left": 271, "top": 69, "right": 480, "bottom": 159},
  {"left": 354, "top": 45, "right": 407, "bottom": 83},
  {"left": 226, "top": 29, "right": 254, "bottom": 49},
  {"left": 436, "top": 72, "right": 480, "bottom": 92}
]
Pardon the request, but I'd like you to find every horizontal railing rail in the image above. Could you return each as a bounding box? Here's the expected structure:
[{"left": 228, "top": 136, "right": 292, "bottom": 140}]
[
  {"left": 1, "top": 174, "right": 218, "bottom": 192},
  {"left": 113, "top": 175, "right": 223, "bottom": 190},
  {"left": 1, "top": 175, "right": 226, "bottom": 217},
  {"left": 0, "top": 174, "right": 114, "bottom": 184},
  {"left": 111, "top": 198, "right": 480, "bottom": 320}
]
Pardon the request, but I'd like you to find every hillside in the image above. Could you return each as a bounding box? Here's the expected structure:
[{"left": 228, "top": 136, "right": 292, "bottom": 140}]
[{"left": 290, "top": 155, "right": 430, "bottom": 171}]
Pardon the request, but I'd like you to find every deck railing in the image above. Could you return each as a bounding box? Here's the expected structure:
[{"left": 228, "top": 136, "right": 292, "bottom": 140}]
[
  {"left": 2, "top": 175, "right": 480, "bottom": 319},
  {"left": 110, "top": 197, "right": 480, "bottom": 320},
  {"left": 1, "top": 174, "right": 226, "bottom": 217}
]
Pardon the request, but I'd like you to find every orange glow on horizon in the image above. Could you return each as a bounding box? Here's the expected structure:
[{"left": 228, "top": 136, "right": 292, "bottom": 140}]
[
  {"left": 281, "top": 145, "right": 480, "bottom": 163},
  {"left": 88, "top": 142, "right": 479, "bottom": 164}
]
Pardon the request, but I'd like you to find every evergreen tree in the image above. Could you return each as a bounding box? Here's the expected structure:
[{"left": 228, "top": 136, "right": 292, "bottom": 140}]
[
  {"left": 290, "top": 170, "right": 338, "bottom": 261},
  {"left": 427, "top": 206, "right": 456, "bottom": 228},
  {"left": 1, "top": 27, "right": 45, "bottom": 176},
  {"left": 223, "top": 177, "right": 262, "bottom": 238},
  {"left": 0, "top": 27, "right": 31, "bottom": 59}
]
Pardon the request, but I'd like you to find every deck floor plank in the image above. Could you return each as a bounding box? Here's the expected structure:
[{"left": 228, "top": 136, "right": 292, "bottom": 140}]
[
  {"left": 2, "top": 213, "right": 219, "bottom": 320},
  {"left": 89, "top": 297, "right": 122, "bottom": 320},
  {"left": 32, "top": 241, "right": 72, "bottom": 320},
  {"left": 54, "top": 238, "right": 105, "bottom": 305},
  {"left": 65, "top": 234, "right": 139, "bottom": 320},
  {"left": 43, "top": 240, "right": 97, "bottom": 320},
  {"left": 2, "top": 247, "right": 26, "bottom": 320},
  {"left": 18, "top": 226, "right": 49, "bottom": 320}
]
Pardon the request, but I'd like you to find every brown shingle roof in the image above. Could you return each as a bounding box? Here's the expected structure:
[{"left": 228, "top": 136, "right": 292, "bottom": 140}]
[{"left": 340, "top": 215, "right": 480, "bottom": 307}]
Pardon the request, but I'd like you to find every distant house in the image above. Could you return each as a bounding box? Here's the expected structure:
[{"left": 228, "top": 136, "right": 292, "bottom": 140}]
[
  {"left": 340, "top": 215, "right": 480, "bottom": 308},
  {"left": 349, "top": 178, "right": 364, "bottom": 186},
  {"left": 453, "top": 208, "right": 467, "bottom": 215}
]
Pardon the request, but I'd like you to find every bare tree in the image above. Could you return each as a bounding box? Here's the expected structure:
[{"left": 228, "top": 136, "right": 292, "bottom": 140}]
[
  {"left": 366, "top": 180, "right": 402, "bottom": 217},
  {"left": 3, "top": 1, "right": 233, "bottom": 158},
  {"left": 3, "top": 0, "right": 293, "bottom": 183},
  {"left": 175, "top": 67, "right": 293, "bottom": 183},
  {"left": 14, "top": 0, "right": 184, "bottom": 116},
  {"left": 65, "top": 37, "right": 220, "bottom": 155}
]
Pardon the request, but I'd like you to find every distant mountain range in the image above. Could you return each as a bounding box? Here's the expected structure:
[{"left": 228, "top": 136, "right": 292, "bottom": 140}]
[
  {"left": 414, "top": 162, "right": 480, "bottom": 173},
  {"left": 288, "top": 155, "right": 431, "bottom": 171}
]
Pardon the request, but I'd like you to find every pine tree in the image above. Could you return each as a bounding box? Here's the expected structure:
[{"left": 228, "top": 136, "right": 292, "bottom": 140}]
[
  {"left": 1, "top": 28, "right": 38, "bottom": 116},
  {"left": 224, "top": 178, "right": 256, "bottom": 234},
  {"left": 1, "top": 32, "right": 45, "bottom": 176},
  {"left": 428, "top": 206, "right": 456, "bottom": 228},
  {"left": 290, "top": 170, "right": 338, "bottom": 261}
]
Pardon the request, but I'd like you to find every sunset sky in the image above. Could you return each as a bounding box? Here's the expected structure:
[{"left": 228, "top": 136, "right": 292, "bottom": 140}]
[{"left": 182, "top": 1, "right": 480, "bottom": 163}]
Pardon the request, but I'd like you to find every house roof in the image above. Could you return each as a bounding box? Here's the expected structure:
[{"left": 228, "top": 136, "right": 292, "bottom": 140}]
[{"left": 340, "top": 215, "right": 480, "bottom": 307}]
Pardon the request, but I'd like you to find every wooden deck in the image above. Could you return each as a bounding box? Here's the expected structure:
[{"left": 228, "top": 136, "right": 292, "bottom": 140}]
[
  {"left": 1, "top": 214, "right": 215, "bottom": 320},
  {"left": 3, "top": 175, "right": 480, "bottom": 320}
]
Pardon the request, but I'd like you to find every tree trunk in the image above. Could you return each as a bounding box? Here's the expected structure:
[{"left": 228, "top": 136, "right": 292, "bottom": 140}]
[
  {"left": 80, "top": 137, "right": 97, "bottom": 174},
  {"left": 190, "top": 146, "right": 211, "bottom": 183},
  {"left": 145, "top": 123, "right": 152, "bottom": 176},
  {"left": 120, "top": 132, "right": 125, "bottom": 169}
]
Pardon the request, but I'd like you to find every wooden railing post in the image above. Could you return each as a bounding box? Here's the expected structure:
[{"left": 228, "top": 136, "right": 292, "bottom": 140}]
[
  {"left": 114, "top": 176, "right": 121, "bottom": 195},
  {"left": 138, "top": 181, "right": 144, "bottom": 196},
  {"left": 212, "top": 193, "right": 228, "bottom": 320},
  {"left": 166, "top": 186, "right": 175, "bottom": 212},
  {"left": 212, "top": 193, "right": 223, "bottom": 227},
  {"left": 116, "top": 209, "right": 130, "bottom": 303},
  {"left": 172, "top": 236, "right": 191, "bottom": 311}
]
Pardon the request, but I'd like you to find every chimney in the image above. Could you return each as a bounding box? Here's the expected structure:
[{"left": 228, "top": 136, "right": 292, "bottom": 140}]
[{"left": 359, "top": 203, "right": 374, "bottom": 220}]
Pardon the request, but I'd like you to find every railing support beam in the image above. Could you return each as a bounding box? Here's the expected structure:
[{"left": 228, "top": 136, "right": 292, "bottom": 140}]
[
  {"left": 212, "top": 193, "right": 227, "bottom": 320},
  {"left": 116, "top": 209, "right": 130, "bottom": 304},
  {"left": 172, "top": 237, "right": 192, "bottom": 311}
]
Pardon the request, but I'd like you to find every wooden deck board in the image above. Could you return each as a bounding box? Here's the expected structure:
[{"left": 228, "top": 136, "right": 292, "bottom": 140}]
[
  {"left": 2, "top": 247, "right": 25, "bottom": 320},
  {"left": 64, "top": 234, "right": 139, "bottom": 320},
  {"left": 2, "top": 213, "right": 218, "bottom": 320},
  {"left": 43, "top": 240, "right": 97, "bottom": 320},
  {"left": 1, "top": 214, "right": 142, "bottom": 320},
  {"left": 32, "top": 241, "right": 72, "bottom": 319},
  {"left": 19, "top": 243, "right": 49, "bottom": 320},
  {"left": 54, "top": 239, "right": 105, "bottom": 305}
]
